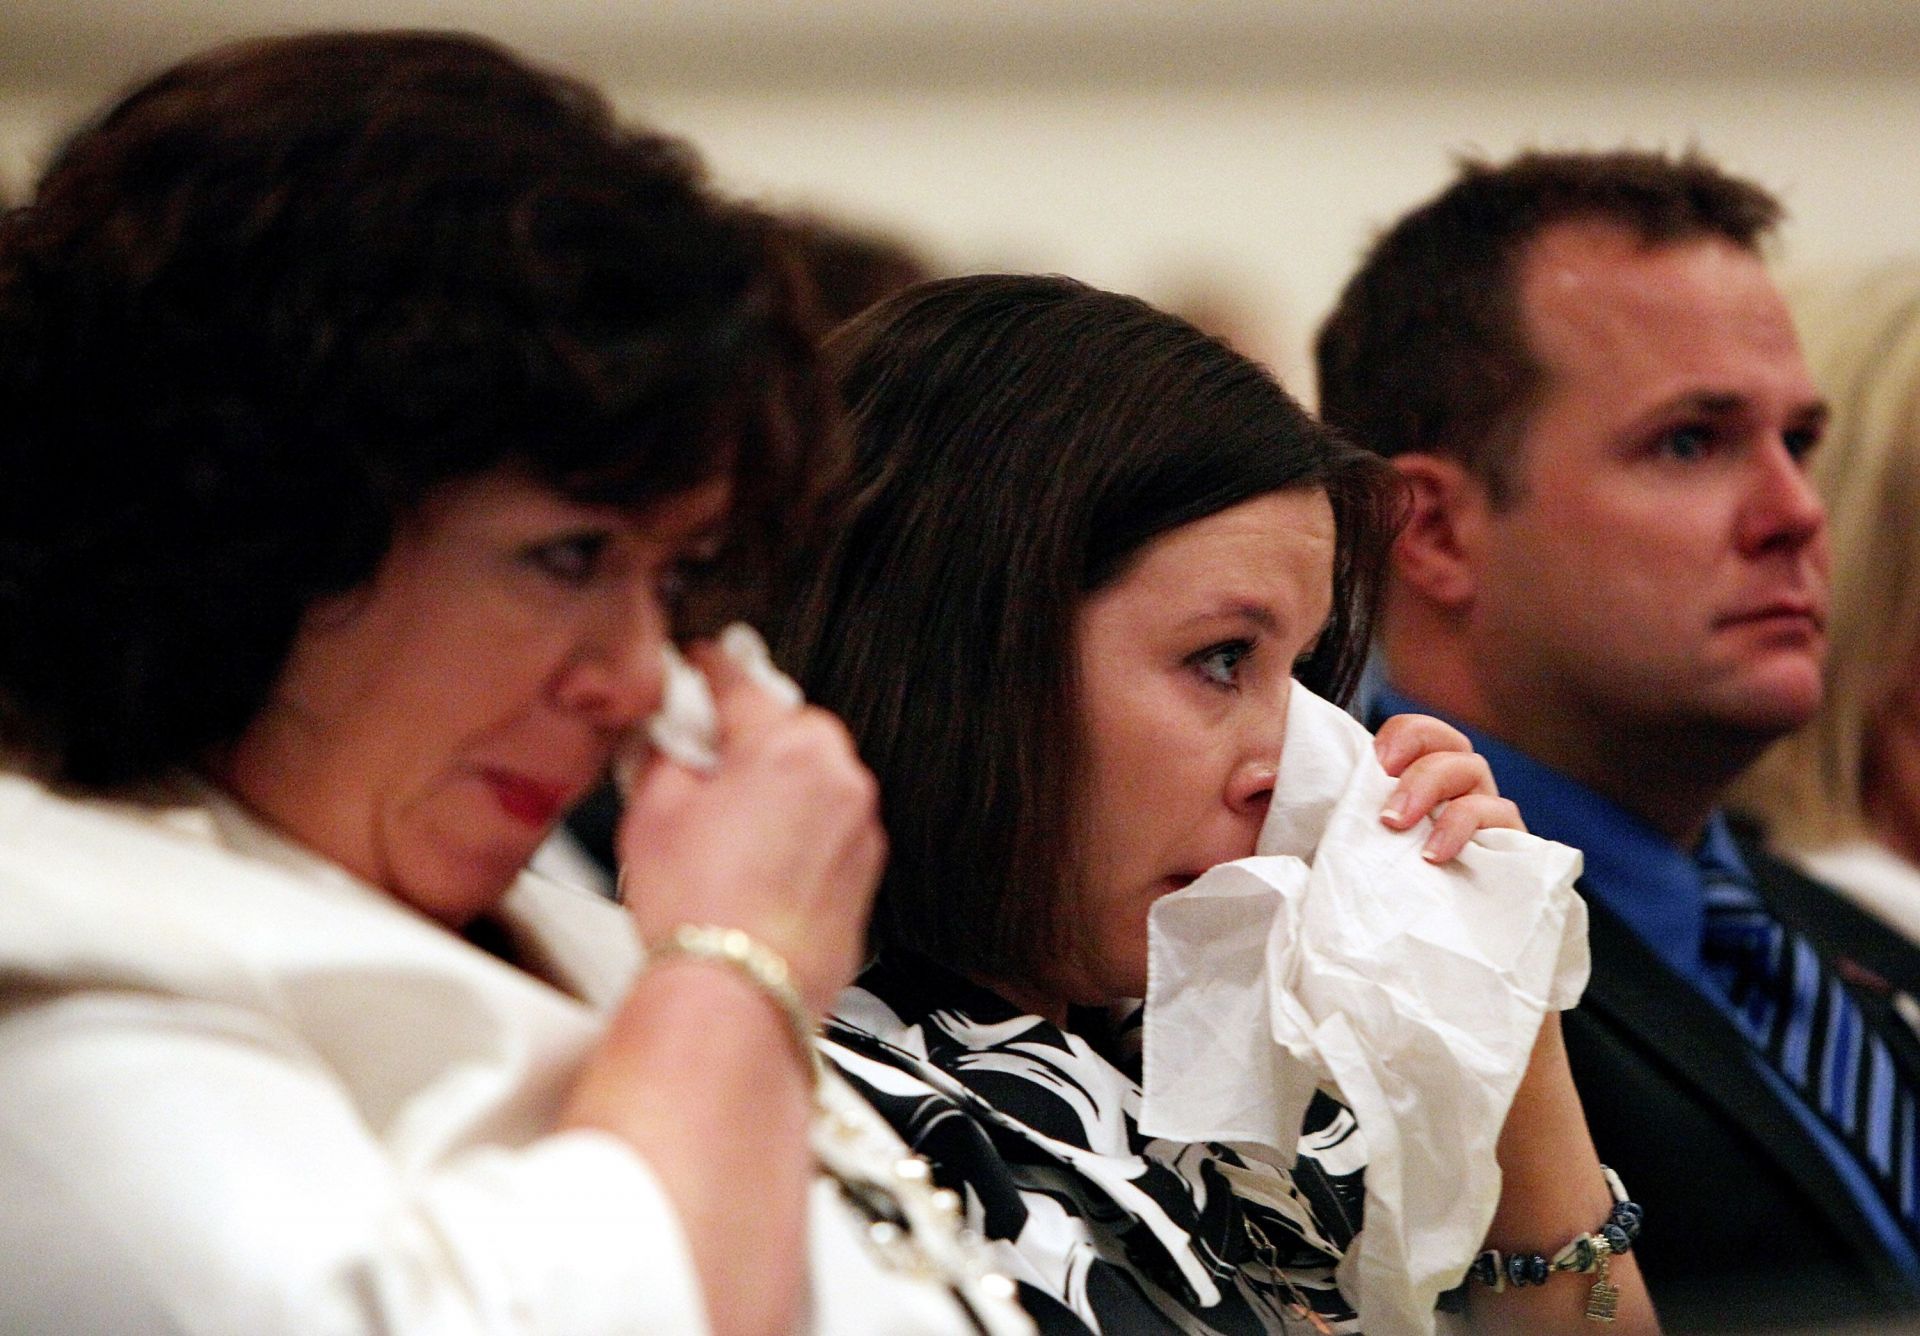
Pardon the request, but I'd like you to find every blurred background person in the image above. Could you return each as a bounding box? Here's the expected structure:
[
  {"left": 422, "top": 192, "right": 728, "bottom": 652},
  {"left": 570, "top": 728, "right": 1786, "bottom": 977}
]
[
  {"left": 784, "top": 211, "right": 940, "bottom": 326},
  {"left": 0, "top": 31, "right": 1026, "bottom": 1336},
  {"left": 1736, "top": 261, "right": 1920, "bottom": 946}
]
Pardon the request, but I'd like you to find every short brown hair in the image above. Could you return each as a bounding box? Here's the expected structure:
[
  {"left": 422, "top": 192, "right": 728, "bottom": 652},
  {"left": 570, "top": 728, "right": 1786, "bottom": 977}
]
[
  {"left": 777, "top": 275, "right": 1401, "bottom": 981},
  {"left": 1314, "top": 148, "right": 1782, "bottom": 504}
]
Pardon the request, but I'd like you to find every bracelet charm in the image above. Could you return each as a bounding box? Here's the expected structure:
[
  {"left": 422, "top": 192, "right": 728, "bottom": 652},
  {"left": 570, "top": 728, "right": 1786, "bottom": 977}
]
[
  {"left": 1462, "top": 1166, "right": 1641, "bottom": 1324},
  {"left": 1585, "top": 1246, "right": 1619, "bottom": 1323}
]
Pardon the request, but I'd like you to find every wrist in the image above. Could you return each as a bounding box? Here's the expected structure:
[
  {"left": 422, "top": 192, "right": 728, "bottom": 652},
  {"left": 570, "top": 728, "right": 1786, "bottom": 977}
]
[
  {"left": 640, "top": 923, "right": 825, "bottom": 1090},
  {"left": 1457, "top": 1166, "right": 1643, "bottom": 1321}
]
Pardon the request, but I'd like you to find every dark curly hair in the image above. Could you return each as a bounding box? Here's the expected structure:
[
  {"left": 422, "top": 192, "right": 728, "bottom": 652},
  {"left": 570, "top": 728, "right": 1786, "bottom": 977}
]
[
  {"left": 1315, "top": 147, "right": 1782, "bottom": 505},
  {"left": 777, "top": 275, "right": 1402, "bottom": 981},
  {"left": 0, "top": 31, "right": 837, "bottom": 788}
]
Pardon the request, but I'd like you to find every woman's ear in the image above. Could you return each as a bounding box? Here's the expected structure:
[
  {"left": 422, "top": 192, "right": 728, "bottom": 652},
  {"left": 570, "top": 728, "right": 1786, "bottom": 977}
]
[{"left": 1389, "top": 454, "right": 1487, "bottom": 612}]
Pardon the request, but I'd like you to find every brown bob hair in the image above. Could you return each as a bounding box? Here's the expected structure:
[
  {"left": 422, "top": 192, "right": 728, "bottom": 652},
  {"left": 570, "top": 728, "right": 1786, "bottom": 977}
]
[{"left": 778, "top": 274, "right": 1402, "bottom": 980}]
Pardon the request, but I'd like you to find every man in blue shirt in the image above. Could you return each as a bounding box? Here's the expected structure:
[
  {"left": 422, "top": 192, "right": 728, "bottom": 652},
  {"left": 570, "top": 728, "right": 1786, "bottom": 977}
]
[{"left": 1316, "top": 148, "right": 1920, "bottom": 1328}]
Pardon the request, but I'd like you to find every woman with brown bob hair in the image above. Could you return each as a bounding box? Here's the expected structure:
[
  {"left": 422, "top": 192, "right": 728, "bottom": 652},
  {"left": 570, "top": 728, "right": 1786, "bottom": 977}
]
[
  {"left": 0, "top": 33, "right": 1025, "bottom": 1336},
  {"left": 781, "top": 275, "right": 1654, "bottom": 1333}
]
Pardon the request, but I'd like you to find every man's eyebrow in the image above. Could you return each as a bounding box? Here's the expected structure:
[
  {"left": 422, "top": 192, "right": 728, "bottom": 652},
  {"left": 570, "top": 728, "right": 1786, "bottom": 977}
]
[
  {"left": 1651, "top": 391, "right": 1830, "bottom": 423},
  {"left": 1789, "top": 400, "right": 1831, "bottom": 433}
]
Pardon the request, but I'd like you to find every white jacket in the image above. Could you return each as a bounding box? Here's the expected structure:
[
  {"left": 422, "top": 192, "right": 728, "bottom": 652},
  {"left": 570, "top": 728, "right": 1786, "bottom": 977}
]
[{"left": 0, "top": 772, "right": 1027, "bottom": 1336}]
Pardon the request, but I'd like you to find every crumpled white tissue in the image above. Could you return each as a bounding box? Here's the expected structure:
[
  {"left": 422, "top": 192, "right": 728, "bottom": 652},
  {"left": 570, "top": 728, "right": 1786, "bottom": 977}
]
[
  {"left": 620, "top": 624, "right": 804, "bottom": 785},
  {"left": 1137, "top": 681, "right": 1589, "bottom": 1336}
]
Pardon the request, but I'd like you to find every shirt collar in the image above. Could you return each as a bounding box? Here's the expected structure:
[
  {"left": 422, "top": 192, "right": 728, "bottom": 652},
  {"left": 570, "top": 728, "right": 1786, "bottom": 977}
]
[{"left": 1372, "top": 684, "right": 1734, "bottom": 977}]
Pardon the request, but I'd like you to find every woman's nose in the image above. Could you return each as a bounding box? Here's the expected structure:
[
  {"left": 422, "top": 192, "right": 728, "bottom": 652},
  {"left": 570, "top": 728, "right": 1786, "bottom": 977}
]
[
  {"left": 1226, "top": 685, "right": 1290, "bottom": 821},
  {"left": 1226, "top": 756, "right": 1278, "bottom": 821},
  {"left": 553, "top": 593, "right": 670, "bottom": 728}
]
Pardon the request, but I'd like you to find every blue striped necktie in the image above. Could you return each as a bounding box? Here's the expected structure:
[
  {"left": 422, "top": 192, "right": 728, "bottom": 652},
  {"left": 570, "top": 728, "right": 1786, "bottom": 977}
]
[{"left": 1698, "top": 844, "right": 1920, "bottom": 1237}]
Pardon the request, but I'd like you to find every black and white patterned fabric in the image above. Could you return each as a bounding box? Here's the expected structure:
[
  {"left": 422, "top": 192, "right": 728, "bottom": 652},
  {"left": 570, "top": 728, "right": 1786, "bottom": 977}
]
[{"left": 823, "top": 954, "right": 1367, "bottom": 1334}]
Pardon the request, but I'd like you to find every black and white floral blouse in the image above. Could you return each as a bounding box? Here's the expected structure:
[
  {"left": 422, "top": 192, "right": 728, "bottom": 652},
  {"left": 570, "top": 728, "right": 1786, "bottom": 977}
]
[{"left": 823, "top": 954, "right": 1368, "bottom": 1334}]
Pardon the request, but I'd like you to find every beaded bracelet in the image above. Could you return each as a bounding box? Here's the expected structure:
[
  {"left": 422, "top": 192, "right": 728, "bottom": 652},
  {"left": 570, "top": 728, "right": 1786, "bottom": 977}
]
[
  {"left": 1466, "top": 1166, "right": 1643, "bottom": 1323},
  {"left": 643, "top": 923, "right": 825, "bottom": 1087}
]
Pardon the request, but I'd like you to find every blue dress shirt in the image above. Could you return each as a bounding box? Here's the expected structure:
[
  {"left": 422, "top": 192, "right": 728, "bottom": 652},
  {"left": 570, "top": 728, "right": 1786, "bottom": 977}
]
[{"left": 1372, "top": 683, "right": 1920, "bottom": 1277}]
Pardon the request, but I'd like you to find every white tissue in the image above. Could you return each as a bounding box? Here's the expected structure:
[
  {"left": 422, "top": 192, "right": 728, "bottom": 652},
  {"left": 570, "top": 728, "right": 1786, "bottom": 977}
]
[
  {"left": 642, "top": 644, "right": 722, "bottom": 774},
  {"left": 1138, "top": 681, "right": 1588, "bottom": 1336},
  {"left": 625, "top": 624, "right": 803, "bottom": 782}
]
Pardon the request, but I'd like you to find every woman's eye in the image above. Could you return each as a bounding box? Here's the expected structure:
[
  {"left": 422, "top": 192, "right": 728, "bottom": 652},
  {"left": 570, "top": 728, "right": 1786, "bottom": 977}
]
[
  {"left": 657, "top": 559, "right": 701, "bottom": 609},
  {"left": 1657, "top": 424, "right": 1714, "bottom": 461},
  {"left": 522, "top": 532, "right": 609, "bottom": 586},
  {"left": 1191, "top": 639, "right": 1253, "bottom": 689},
  {"left": 660, "top": 543, "right": 726, "bottom": 606}
]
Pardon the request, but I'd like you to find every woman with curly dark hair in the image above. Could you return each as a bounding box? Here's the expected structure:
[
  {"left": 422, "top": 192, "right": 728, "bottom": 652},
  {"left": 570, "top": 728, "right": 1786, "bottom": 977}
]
[{"left": 0, "top": 32, "right": 1026, "bottom": 1336}]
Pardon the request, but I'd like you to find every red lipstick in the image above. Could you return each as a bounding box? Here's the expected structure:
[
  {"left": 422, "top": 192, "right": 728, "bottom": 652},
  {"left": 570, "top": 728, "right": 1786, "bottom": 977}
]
[{"left": 480, "top": 770, "right": 567, "bottom": 827}]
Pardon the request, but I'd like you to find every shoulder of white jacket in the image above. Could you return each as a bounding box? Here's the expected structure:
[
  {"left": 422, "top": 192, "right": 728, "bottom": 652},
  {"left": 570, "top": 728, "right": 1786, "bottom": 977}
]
[{"left": 0, "top": 771, "right": 447, "bottom": 1004}]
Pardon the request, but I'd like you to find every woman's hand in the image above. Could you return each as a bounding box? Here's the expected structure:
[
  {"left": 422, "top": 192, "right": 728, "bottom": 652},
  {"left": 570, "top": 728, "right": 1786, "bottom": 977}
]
[
  {"left": 569, "top": 639, "right": 885, "bottom": 1336},
  {"left": 1372, "top": 711, "right": 1525, "bottom": 864},
  {"left": 614, "top": 638, "right": 885, "bottom": 1014}
]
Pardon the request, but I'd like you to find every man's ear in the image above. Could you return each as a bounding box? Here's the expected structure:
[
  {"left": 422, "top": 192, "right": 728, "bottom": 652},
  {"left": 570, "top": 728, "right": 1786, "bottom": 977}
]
[{"left": 1389, "top": 453, "right": 1488, "bottom": 611}]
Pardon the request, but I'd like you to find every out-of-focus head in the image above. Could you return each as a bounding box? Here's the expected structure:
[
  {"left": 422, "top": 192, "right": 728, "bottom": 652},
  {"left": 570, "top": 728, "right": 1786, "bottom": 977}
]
[
  {"left": 1317, "top": 149, "right": 1829, "bottom": 810},
  {"left": 1738, "top": 261, "right": 1920, "bottom": 846},
  {"left": 780, "top": 274, "right": 1400, "bottom": 1000},
  {"left": 0, "top": 32, "right": 836, "bottom": 917},
  {"left": 779, "top": 212, "right": 935, "bottom": 328}
]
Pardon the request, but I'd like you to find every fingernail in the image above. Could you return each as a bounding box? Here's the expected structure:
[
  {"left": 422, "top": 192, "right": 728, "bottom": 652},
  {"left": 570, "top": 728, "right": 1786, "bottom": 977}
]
[
  {"left": 719, "top": 622, "right": 805, "bottom": 710},
  {"left": 1380, "top": 796, "right": 1407, "bottom": 825},
  {"left": 718, "top": 621, "right": 770, "bottom": 664}
]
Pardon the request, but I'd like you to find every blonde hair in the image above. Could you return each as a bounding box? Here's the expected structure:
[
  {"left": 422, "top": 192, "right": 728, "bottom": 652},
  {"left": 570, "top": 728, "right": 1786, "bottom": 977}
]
[{"left": 1735, "top": 260, "right": 1920, "bottom": 846}]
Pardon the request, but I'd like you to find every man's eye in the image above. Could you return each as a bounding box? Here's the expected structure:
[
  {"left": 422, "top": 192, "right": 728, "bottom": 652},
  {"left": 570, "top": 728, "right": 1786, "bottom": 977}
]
[
  {"left": 522, "top": 533, "right": 608, "bottom": 585},
  {"left": 1191, "top": 639, "right": 1253, "bottom": 689},
  {"left": 1658, "top": 425, "right": 1714, "bottom": 461}
]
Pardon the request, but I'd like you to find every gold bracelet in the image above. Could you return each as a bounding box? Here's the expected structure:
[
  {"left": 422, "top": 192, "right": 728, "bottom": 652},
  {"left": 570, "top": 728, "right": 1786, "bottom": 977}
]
[{"left": 643, "top": 923, "right": 824, "bottom": 1087}]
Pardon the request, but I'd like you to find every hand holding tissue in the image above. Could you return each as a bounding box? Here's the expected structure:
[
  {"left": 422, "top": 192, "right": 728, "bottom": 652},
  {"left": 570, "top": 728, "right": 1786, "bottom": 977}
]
[
  {"left": 1139, "top": 681, "right": 1588, "bottom": 1336},
  {"left": 625, "top": 624, "right": 805, "bottom": 782}
]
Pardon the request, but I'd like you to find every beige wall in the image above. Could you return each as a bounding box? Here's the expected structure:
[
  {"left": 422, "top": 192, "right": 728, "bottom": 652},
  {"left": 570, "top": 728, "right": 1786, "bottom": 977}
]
[
  {"left": 4, "top": 4, "right": 1916, "bottom": 397},
  {"left": 627, "top": 74, "right": 1920, "bottom": 392}
]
